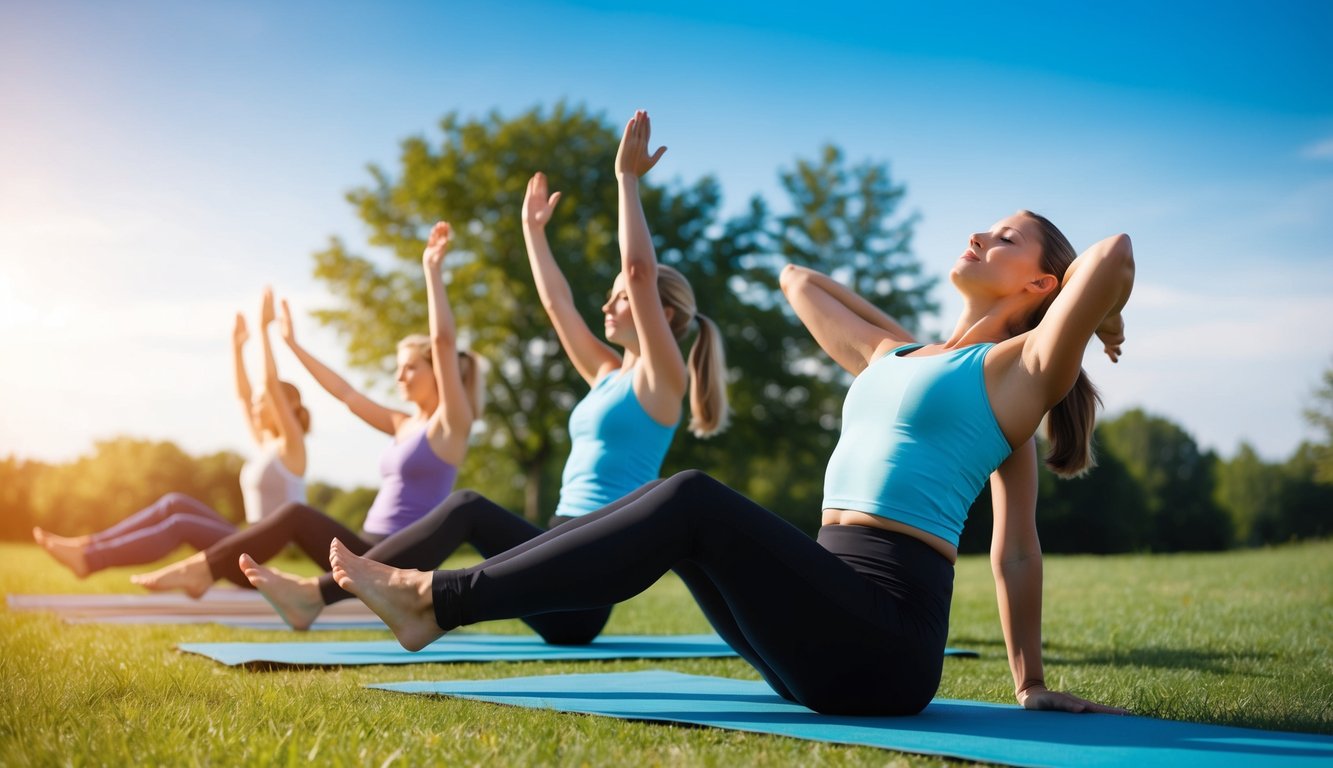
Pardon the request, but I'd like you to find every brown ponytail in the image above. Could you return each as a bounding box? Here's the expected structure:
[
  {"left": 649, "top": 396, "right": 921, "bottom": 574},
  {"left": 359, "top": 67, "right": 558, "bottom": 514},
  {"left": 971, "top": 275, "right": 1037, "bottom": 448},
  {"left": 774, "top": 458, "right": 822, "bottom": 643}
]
[
  {"left": 656, "top": 265, "right": 730, "bottom": 438},
  {"left": 277, "top": 380, "right": 311, "bottom": 435},
  {"left": 1020, "top": 210, "right": 1100, "bottom": 477}
]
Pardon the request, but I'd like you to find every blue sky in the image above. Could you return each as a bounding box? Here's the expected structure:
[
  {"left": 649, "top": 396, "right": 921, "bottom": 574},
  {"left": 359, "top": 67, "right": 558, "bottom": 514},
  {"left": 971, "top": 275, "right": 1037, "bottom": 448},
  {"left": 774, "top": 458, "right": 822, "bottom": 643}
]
[{"left": 2, "top": 0, "right": 1330, "bottom": 487}]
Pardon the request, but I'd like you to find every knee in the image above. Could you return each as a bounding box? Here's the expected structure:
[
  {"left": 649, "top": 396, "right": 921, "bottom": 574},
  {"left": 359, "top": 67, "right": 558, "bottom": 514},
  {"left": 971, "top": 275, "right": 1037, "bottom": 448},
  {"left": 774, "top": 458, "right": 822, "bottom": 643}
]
[
  {"left": 159, "top": 492, "right": 192, "bottom": 510},
  {"left": 431, "top": 490, "right": 488, "bottom": 521},
  {"left": 662, "top": 469, "right": 720, "bottom": 495},
  {"left": 270, "top": 502, "right": 317, "bottom": 524}
]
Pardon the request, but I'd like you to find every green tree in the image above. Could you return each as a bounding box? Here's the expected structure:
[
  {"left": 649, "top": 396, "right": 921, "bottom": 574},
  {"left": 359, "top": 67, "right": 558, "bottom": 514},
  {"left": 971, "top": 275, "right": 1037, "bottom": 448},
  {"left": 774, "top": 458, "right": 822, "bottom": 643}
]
[
  {"left": 311, "top": 104, "right": 936, "bottom": 527},
  {"left": 958, "top": 433, "right": 1150, "bottom": 555},
  {"left": 0, "top": 456, "right": 46, "bottom": 541},
  {"left": 1304, "top": 357, "right": 1333, "bottom": 483},
  {"left": 1099, "top": 409, "right": 1232, "bottom": 551},
  {"left": 1276, "top": 442, "right": 1333, "bottom": 541},
  {"left": 1215, "top": 442, "right": 1285, "bottom": 546},
  {"left": 24, "top": 439, "right": 245, "bottom": 537}
]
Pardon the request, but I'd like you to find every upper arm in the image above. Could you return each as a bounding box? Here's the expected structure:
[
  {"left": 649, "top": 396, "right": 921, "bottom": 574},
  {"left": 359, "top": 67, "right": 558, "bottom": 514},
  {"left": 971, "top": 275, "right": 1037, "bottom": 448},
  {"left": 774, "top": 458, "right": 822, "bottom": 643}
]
[
  {"left": 542, "top": 298, "right": 623, "bottom": 387},
  {"left": 237, "top": 398, "right": 264, "bottom": 447},
  {"left": 990, "top": 437, "right": 1040, "bottom": 562},
  {"left": 1022, "top": 234, "right": 1134, "bottom": 404},
  {"left": 259, "top": 386, "right": 308, "bottom": 474},
  {"left": 429, "top": 341, "right": 476, "bottom": 446},
  {"left": 343, "top": 390, "right": 405, "bottom": 436},
  {"left": 624, "top": 262, "right": 687, "bottom": 418},
  {"left": 779, "top": 265, "right": 907, "bottom": 375}
]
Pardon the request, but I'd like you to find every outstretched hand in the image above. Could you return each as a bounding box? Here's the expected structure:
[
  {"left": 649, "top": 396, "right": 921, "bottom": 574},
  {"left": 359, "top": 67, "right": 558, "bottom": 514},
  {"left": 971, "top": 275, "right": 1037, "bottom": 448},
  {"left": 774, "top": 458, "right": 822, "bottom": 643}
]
[
  {"left": 1019, "top": 685, "right": 1129, "bottom": 715},
  {"left": 523, "top": 172, "right": 562, "bottom": 229},
  {"left": 233, "top": 312, "right": 249, "bottom": 347},
  {"left": 1096, "top": 313, "right": 1125, "bottom": 363},
  {"left": 260, "top": 286, "right": 276, "bottom": 327},
  {"left": 615, "top": 110, "right": 666, "bottom": 178},
  {"left": 423, "top": 221, "right": 452, "bottom": 272},
  {"left": 277, "top": 298, "right": 296, "bottom": 346}
]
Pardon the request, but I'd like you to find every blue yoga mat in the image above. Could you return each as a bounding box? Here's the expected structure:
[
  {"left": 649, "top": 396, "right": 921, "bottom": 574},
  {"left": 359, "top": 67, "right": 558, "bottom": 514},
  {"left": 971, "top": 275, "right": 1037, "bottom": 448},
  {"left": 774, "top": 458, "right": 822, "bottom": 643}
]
[
  {"left": 370, "top": 670, "right": 1333, "bottom": 768},
  {"left": 179, "top": 636, "right": 978, "bottom": 667}
]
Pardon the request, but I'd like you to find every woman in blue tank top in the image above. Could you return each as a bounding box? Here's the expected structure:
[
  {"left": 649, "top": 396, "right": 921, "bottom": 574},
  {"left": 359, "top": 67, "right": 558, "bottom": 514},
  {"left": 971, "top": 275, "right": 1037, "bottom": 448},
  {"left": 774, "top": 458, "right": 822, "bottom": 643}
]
[
  {"left": 132, "top": 223, "right": 484, "bottom": 599},
  {"left": 34, "top": 288, "right": 311, "bottom": 579},
  {"left": 242, "top": 110, "right": 730, "bottom": 638},
  {"left": 332, "top": 186, "right": 1136, "bottom": 717}
]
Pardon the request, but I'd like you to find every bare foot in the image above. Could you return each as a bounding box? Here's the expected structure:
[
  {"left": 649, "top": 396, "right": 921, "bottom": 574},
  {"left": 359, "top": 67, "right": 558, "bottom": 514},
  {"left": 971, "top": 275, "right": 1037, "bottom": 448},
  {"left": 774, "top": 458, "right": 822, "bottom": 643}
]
[
  {"left": 131, "top": 553, "right": 212, "bottom": 598},
  {"left": 239, "top": 554, "right": 324, "bottom": 631},
  {"left": 34, "top": 527, "right": 90, "bottom": 548},
  {"left": 39, "top": 537, "right": 89, "bottom": 579},
  {"left": 329, "top": 538, "right": 441, "bottom": 651}
]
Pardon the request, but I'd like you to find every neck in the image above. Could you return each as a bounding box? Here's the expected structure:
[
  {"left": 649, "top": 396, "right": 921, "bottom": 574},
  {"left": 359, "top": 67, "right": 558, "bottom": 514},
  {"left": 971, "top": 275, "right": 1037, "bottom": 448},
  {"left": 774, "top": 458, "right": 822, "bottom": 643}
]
[
  {"left": 411, "top": 393, "right": 440, "bottom": 419},
  {"left": 943, "top": 294, "right": 1031, "bottom": 348}
]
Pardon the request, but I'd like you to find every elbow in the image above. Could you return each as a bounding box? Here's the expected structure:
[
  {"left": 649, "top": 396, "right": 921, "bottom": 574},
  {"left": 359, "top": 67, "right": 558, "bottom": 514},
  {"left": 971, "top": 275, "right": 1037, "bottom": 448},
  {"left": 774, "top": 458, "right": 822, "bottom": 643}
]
[{"left": 778, "top": 264, "right": 806, "bottom": 296}]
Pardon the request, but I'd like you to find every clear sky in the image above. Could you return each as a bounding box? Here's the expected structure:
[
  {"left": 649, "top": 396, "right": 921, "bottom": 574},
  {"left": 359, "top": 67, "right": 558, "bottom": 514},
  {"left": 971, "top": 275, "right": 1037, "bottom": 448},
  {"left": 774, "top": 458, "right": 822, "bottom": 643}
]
[{"left": 2, "top": 0, "right": 1330, "bottom": 488}]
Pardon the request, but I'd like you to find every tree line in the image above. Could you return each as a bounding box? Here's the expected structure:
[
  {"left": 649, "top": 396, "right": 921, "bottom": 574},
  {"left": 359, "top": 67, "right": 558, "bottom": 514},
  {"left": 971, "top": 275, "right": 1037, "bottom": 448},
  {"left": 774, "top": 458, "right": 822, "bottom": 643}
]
[
  {"left": 4, "top": 104, "right": 1327, "bottom": 553},
  {"left": 4, "top": 402, "right": 1327, "bottom": 553}
]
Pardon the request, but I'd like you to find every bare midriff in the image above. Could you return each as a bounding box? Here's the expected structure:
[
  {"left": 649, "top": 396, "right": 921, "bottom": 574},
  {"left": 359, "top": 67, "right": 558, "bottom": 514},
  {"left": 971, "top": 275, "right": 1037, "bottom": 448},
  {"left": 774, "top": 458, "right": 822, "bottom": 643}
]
[{"left": 822, "top": 508, "right": 959, "bottom": 564}]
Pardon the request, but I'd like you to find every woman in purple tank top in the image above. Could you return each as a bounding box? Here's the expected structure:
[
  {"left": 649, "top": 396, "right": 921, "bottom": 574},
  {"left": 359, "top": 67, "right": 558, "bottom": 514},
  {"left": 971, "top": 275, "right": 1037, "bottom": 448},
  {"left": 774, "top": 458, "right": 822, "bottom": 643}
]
[
  {"left": 33, "top": 288, "right": 310, "bottom": 579},
  {"left": 132, "top": 222, "right": 484, "bottom": 598}
]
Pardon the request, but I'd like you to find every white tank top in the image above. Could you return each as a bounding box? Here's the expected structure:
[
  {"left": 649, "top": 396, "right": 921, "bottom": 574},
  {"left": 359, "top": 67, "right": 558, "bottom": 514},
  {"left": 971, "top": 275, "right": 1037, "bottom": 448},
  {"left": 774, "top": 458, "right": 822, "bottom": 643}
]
[{"left": 238, "top": 442, "right": 307, "bottom": 523}]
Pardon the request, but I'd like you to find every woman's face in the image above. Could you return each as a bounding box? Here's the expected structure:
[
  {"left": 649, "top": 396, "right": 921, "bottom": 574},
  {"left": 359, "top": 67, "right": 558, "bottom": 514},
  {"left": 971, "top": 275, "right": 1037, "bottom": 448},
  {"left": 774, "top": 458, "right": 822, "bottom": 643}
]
[
  {"left": 950, "top": 214, "right": 1050, "bottom": 300},
  {"left": 395, "top": 348, "right": 436, "bottom": 404},
  {"left": 601, "top": 273, "right": 635, "bottom": 347}
]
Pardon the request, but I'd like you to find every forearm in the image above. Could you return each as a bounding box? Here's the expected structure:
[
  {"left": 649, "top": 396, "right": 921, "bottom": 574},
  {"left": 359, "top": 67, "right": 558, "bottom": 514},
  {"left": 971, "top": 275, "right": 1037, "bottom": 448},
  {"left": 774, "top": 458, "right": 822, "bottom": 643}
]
[
  {"left": 993, "top": 551, "right": 1045, "bottom": 699},
  {"left": 1063, "top": 234, "right": 1135, "bottom": 318},
  {"left": 521, "top": 222, "right": 576, "bottom": 312},
  {"left": 287, "top": 340, "right": 353, "bottom": 402},
  {"left": 232, "top": 342, "right": 252, "bottom": 402},
  {"left": 791, "top": 266, "right": 911, "bottom": 338},
  {"left": 617, "top": 175, "right": 657, "bottom": 279},
  {"left": 260, "top": 327, "right": 281, "bottom": 387},
  {"left": 424, "top": 268, "right": 457, "bottom": 348}
]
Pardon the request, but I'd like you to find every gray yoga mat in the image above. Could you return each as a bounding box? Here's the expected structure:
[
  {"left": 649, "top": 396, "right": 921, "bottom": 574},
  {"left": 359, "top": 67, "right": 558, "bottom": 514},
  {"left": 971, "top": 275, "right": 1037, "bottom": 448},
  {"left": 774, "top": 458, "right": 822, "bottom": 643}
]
[{"left": 371, "top": 670, "right": 1333, "bottom": 768}]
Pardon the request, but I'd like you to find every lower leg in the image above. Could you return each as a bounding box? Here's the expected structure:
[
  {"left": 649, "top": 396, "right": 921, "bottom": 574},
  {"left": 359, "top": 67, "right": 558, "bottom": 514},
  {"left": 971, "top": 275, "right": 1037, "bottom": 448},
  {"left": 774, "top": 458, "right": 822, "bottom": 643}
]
[
  {"left": 315, "top": 490, "right": 546, "bottom": 605},
  {"left": 84, "top": 515, "right": 237, "bottom": 573},
  {"left": 207, "top": 503, "right": 369, "bottom": 588}
]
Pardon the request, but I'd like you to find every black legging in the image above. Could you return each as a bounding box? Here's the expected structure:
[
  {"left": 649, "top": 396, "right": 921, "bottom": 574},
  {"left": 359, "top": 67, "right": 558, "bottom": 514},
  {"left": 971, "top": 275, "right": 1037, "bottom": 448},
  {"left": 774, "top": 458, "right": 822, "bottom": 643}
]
[
  {"left": 430, "top": 470, "right": 955, "bottom": 716},
  {"left": 314, "top": 489, "right": 614, "bottom": 645},
  {"left": 204, "top": 503, "right": 384, "bottom": 588}
]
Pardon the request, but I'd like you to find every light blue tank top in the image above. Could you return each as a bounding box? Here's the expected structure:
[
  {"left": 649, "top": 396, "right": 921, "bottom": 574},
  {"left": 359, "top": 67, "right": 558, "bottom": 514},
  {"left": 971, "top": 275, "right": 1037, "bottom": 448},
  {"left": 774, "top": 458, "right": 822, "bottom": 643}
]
[
  {"left": 554, "top": 368, "right": 677, "bottom": 518},
  {"left": 821, "top": 343, "right": 1013, "bottom": 547}
]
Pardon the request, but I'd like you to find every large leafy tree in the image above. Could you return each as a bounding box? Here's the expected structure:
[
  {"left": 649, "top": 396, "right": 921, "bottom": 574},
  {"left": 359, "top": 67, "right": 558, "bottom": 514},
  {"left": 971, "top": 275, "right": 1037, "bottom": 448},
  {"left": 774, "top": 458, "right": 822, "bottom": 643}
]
[
  {"left": 1304, "top": 357, "right": 1333, "bottom": 484},
  {"left": 311, "top": 104, "right": 935, "bottom": 525},
  {"left": 1099, "top": 409, "right": 1232, "bottom": 551}
]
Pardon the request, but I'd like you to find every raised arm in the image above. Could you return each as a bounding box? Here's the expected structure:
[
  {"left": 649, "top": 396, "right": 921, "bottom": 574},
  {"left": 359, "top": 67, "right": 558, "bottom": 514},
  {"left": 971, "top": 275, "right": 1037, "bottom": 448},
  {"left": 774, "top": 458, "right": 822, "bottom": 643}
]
[
  {"left": 779, "top": 264, "right": 915, "bottom": 375},
  {"left": 231, "top": 312, "right": 263, "bottom": 446},
  {"left": 1023, "top": 234, "right": 1135, "bottom": 404},
  {"left": 990, "top": 438, "right": 1127, "bottom": 714},
  {"left": 257, "top": 288, "right": 307, "bottom": 474},
  {"left": 277, "top": 298, "right": 403, "bottom": 436},
  {"left": 615, "top": 111, "right": 687, "bottom": 422},
  {"left": 521, "top": 172, "right": 621, "bottom": 386},
  {"left": 421, "top": 222, "right": 475, "bottom": 458}
]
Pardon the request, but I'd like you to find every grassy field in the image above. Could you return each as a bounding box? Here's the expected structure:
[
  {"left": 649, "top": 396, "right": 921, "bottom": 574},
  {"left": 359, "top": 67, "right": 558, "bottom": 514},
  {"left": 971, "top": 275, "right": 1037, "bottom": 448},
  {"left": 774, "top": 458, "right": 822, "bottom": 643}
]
[{"left": 2, "top": 539, "right": 1330, "bottom": 766}]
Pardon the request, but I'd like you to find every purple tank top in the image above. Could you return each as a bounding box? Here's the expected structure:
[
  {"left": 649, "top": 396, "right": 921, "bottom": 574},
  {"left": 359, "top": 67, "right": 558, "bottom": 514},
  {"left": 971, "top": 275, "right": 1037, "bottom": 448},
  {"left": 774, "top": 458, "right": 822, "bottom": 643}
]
[{"left": 361, "top": 426, "right": 458, "bottom": 536}]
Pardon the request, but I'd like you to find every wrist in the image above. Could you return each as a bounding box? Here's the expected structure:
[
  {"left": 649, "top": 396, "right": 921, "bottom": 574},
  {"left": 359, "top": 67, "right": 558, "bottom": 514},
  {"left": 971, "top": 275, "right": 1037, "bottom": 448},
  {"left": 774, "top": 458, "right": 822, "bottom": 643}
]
[{"left": 1016, "top": 678, "right": 1046, "bottom": 699}]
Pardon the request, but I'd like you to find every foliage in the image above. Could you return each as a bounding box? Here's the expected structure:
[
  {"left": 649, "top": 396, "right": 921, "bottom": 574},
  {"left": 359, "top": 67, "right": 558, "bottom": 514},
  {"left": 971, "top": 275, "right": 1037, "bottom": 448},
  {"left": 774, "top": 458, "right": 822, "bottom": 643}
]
[
  {"left": 12, "top": 439, "right": 245, "bottom": 538},
  {"left": 1304, "top": 356, "right": 1333, "bottom": 483},
  {"left": 1098, "top": 409, "right": 1233, "bottom": 551}
]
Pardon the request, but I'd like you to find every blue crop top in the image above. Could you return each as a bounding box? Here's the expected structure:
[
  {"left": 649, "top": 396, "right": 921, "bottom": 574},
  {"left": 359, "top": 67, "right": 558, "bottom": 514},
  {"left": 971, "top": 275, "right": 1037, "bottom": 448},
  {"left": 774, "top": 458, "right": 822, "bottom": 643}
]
[
  {"left": 821, "top": 343, "right": 1014, "bottom": 547},
  {"left": 554, "top": 367, "right": 678, "bottom": 518}
]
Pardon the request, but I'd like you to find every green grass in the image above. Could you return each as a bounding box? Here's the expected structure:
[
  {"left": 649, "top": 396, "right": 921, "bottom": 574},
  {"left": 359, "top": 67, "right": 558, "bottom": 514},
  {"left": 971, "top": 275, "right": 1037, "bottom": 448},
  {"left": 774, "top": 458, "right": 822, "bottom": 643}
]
[{"left": 2, "top": 540, "right": 1330, "bottom": 766}]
